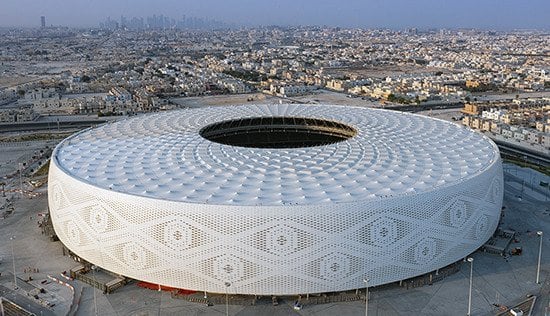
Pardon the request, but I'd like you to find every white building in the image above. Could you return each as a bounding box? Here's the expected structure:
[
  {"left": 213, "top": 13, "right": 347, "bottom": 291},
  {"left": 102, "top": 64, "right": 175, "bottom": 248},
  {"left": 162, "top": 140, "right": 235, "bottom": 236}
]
[
  {"left": 49, "top": 104, "right": 503, "bottom": 296},
  {"left": 25, "top": 87, "right": 59, "bottom": 100},
  {"left": 106, "top": 87, "right": 132, "bottom": 102},
  {"left": 279, "top": 84, "right": 317, "bottom": 96},
  {"left": 481, "top": 108, "right": 506, "bottom": 121}
]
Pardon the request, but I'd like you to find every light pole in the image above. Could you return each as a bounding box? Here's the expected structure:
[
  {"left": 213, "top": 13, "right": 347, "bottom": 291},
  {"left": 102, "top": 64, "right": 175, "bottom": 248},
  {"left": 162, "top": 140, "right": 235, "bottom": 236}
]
[
  {"left": 18, "top": 163, "right": 23, "bottom": 196},
  {"left": 363, "top": 277, "right": 369, "bottom": 316},
  {"left": 91, "top": 265, "right": 98, "bottom": 316},
  {"left": 10, "top": 236, "right": 17, "bottom": 290},
  {"left": 467, "top": 257, "right": 474, "bottom": 316},
  {"left": 224, "top": 282, "right": 230, "bottom": 316},
  {"left": 536, "top": 231, "right": 543, "bottom": 284},
  {"left": 158, "top": 283, "right": 162, "bottom": 316}
]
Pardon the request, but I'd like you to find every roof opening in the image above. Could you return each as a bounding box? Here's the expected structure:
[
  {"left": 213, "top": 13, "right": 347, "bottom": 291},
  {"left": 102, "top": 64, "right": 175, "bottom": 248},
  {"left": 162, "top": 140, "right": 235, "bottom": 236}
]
[{"left": 199, "top": 116, "right": 356, "bottom": 148}]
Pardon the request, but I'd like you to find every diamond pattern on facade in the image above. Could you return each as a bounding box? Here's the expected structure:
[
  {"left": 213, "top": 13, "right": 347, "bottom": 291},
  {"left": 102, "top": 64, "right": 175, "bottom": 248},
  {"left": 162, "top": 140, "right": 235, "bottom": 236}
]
[{"left": 320, "top": 252, "right": 351, "bottom": 281}]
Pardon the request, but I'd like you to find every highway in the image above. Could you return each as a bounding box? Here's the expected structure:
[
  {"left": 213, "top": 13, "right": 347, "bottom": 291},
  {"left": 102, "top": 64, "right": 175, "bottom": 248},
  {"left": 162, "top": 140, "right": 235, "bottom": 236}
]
[
  {"left": 494, "top": 139, "right": 550, "bottom": 166},
  {"left": 0, "top": 120, "right": 106, "bottom": 133},
  {"left": 386, "top": 102, "right": 464, "bottom": 113}
]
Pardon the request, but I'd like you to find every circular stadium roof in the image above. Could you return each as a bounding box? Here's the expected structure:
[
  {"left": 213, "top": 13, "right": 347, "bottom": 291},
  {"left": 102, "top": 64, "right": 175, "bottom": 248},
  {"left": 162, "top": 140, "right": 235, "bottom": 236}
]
[{"left": 54, "top": 104, "right": 499, "bottom": 206}]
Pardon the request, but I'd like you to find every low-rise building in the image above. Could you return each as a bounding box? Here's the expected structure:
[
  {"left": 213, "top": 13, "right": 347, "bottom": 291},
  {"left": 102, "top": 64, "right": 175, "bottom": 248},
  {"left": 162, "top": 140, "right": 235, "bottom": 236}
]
[{"left": 0, "top": 108, "right": 39, "bottom": 123}]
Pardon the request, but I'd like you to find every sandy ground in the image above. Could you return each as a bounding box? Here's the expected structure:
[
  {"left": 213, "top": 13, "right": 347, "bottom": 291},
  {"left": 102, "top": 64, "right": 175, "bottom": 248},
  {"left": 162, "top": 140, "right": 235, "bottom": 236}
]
[
  {"left": 170, "top": 93, "right": 276, "bottom": 108},
  {"left": 323, "top": 65, "right": 452, "bottom": 79},
  {"left": 171, "top": 90, "right": 382, "bottom": 109}
]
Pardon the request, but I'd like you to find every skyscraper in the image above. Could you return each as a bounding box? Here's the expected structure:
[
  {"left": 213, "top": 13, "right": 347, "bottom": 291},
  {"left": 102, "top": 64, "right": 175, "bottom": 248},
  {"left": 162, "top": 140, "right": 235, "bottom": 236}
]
[{"left": 40, "top": 16, "right": 46, "bottom": 28}]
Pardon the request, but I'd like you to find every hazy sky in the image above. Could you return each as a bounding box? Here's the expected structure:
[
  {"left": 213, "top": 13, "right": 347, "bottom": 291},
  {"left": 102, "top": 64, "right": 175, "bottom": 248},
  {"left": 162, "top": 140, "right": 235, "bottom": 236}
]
[{"left": 0, "top": 0, "right": 549, "bottom": 29}]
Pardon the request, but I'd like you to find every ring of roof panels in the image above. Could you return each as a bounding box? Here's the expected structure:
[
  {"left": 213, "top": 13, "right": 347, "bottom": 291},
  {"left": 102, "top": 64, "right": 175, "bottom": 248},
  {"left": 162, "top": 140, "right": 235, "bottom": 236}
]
[{"left": 52, "top": 104, "right": 499, "bottom": 205}]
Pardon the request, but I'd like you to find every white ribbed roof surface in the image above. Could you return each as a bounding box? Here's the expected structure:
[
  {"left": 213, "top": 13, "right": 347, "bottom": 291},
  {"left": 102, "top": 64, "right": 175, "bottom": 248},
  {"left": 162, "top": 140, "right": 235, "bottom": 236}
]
[{"left": 54, "top": 104, "right": 499, "bottom": 206}]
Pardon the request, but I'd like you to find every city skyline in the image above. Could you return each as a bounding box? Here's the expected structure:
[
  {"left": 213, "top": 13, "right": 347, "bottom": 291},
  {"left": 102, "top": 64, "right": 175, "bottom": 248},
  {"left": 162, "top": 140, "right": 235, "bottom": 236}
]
[{"left": 0, "top": 0, "right": 549, "bottom": 30}]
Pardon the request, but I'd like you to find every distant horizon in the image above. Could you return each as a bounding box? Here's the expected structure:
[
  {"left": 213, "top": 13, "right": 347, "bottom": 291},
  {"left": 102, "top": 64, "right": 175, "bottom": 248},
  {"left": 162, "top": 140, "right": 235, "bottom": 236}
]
[
  {"left": 0, "top": 0, "right": 548, "bottom": 30},
  {"left": 1, "top": 23, "right": 549, "bottom": 32},
  {"left": 1, "top": 14, "right": 549, "bottom": 32}
]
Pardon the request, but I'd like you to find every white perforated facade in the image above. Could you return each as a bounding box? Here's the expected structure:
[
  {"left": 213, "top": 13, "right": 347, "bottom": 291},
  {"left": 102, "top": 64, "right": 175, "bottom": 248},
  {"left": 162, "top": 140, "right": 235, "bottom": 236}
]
[{"left": 48, "top": 104, "right": 503, "bottom": 295}]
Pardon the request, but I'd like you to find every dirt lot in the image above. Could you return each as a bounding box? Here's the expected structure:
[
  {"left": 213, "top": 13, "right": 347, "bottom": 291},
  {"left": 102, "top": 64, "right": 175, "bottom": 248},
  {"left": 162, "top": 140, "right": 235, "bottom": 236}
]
[
  {"left": 170, "top": 93, "right": 276, "bottom": 108},
  {"left": 323, "top": 64, "right": 454, "bottom": 79}
]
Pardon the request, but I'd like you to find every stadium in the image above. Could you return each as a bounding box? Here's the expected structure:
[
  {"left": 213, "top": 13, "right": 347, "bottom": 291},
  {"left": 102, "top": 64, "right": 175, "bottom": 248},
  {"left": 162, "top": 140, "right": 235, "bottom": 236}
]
[{"left": 48, "top": 104, "right": 503, "bottom": 296}]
